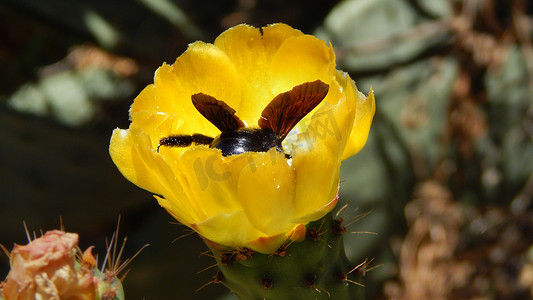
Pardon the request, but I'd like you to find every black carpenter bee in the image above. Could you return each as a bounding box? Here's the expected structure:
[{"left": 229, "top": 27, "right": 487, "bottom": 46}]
[{"left": 157, "top": 80, "right": 329, "bottom": 157}]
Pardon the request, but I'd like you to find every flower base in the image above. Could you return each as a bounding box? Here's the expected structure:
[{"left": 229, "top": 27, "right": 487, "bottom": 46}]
[{"left": 207, "top": 213, "right": 365, "bottom": 300}]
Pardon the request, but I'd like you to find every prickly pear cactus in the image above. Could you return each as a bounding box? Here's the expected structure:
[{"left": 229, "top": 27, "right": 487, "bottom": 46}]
[
  {"left": 94, "top": 268, "right": 126, "bottom": 300},
  {"left": 0, "top": 230, "right": 127, "bottom": 300},
  {"left": 209, "top": 214, "right": 365, "bottom": 300}
]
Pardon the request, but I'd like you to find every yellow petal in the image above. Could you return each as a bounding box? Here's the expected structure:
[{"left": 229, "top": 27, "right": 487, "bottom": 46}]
[
  {"left": 340, "top": 72, "right": 376, "bottom": 160},
  {"left": 290, "top": 78, "right": 356, "bottom": 222},
  {"left": 193, "top": 210, "right": 291, "bottom": 253},
  {"left": 291, "top": 130, "right": 341, "bottom": 223},
  {"left": 150, "top": 42, "right": 244, "bottom": 138},
  {"left": 238, "top": 149, "right": 296, "bottom": 236},
  {"left": 285, "top": 223, "right": 307, "bottom": 242},
  {"left": 213, "top": 24, "right": 275, "bottom": 124},
  {"left": 160, "top": 146, "right": 246, "bottom": 217},
  {"left": 130, "top": 85, "right": 175, "bottom": 149},
  {"left": 270, "top": 35, "right": 336, "bottom": 97},
  {"left": 214, "top": 24, "right": 316, "bottom": 124},
  {"left": 110, "top": 128, "right": 199, "bottom": 224},
  {"left": 130, "top": 84, "right": 157, "bottom": 115},
  {"left": 190, "top": 211, "right": 265, "bottom": 249},
  {"left": 261, "top": 23, "right": 305, "bottom": 56},
  {"left": 246, "top": 232, "right": 289, "bottom": 254},
  {"left": 266, "top": 35, "right": 338, "bottom": 138},
  {"left": 110, "top": 128, "right": 170, "bottom": 195}
]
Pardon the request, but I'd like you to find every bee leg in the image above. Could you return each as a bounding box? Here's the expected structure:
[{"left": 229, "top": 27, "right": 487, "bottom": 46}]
[
  {"left": 191, "top": 134, "right": 215, "bottom": 145},
  {"left": 158, "top": 134, "right": 214, "bottom": 152}
]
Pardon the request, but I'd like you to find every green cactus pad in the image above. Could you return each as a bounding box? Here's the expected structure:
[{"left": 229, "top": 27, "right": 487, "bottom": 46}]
[{"left": 209, "top": 214, "right": 366, "bottom": 300}]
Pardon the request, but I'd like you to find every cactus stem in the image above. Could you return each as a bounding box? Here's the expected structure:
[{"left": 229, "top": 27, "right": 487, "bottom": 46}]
[{"left": 202, "top": 213, "right": 367, "bottom": 299}]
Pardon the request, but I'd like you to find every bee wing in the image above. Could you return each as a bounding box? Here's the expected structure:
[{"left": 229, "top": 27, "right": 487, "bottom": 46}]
[
  {"left": 259, "top": 80, "right": 329, "bottom": 140},
  {"left": 192, "top": 93, "right": 245, "bottom": 132}
]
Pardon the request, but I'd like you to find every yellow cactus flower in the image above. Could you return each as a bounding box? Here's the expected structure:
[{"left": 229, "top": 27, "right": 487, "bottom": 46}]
[{"left": 109, "top": 23, "right": 375, "bottom": 254}]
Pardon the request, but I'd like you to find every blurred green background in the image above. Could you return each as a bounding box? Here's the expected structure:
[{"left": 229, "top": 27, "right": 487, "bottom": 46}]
[{"left": 1, "top": 0, "right": 532, "bottom": 299}]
